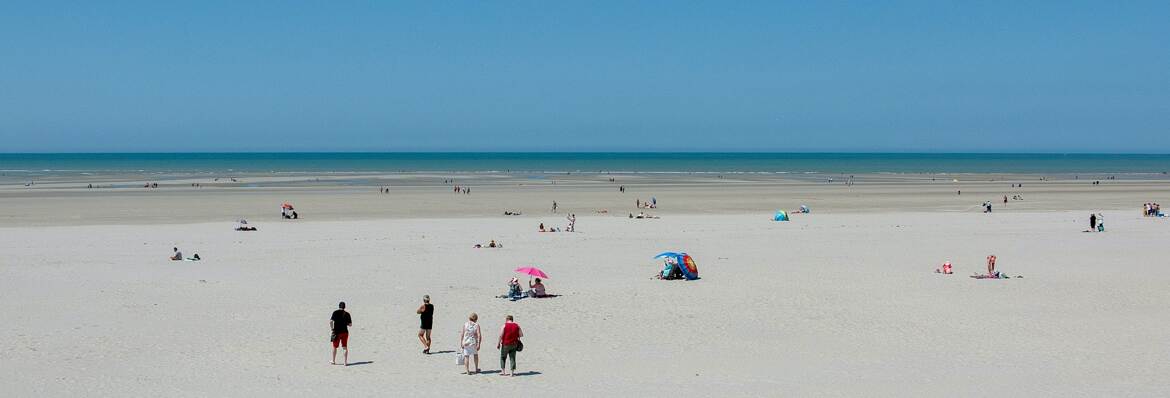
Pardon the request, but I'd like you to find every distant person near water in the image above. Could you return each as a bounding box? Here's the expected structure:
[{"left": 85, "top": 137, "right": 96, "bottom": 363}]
[
  {"left": 497, "top": 315, "right": 524, "bottom": 377},
  {"left": 330, "top": 302, "right": 352, "bottom": 366},
  {"left": 417, "top": 295, "right": 434, "bottom": 354}
]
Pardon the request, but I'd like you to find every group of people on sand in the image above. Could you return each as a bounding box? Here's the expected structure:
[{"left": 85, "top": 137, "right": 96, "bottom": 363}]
[
  {"left": 935, "top": 255, "right": 1014, "bottom": 279},
  {"left": 537, "top": 218, "right": 575, "bottom": 232},
  {"left": 629, "top": 211, "right": 658, "bottom": 219},
  {"left": 635, "top": 198, "right": 657, "bottom": 209},
  {"left": 1143, "top": 203, "right": 1162, "bottom": 217},
  {"left": 330, "top": 298, "right": 528, "bottom": 377},
  {"left": 169, "top": 247, "right": 200, "bottom": 261},
  {"left": 935, "top": 256, "right": 1020, "bottom": 278},
  {"left": 453, "top": 186, "right": 471, "bottom": 194},
  {"left": 503, "top": 277, "right": 548, "bottom": 300},
  {"left": 474, "top": 240, "right": 502, "bottom": 248},
  {"left": 655, "top": 257, "right": 685, "bottom": 280},
  {"left": 1088, "top": 213, "right": 1105, "bottom": 232}
]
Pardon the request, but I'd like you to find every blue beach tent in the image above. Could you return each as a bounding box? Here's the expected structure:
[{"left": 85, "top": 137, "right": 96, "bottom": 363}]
[{"left": 773, "top": 210, "right": 789, "bottom": 221}]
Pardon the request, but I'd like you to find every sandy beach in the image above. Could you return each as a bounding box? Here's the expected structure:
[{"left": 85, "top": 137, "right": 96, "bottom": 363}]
[{"left": 2, "top": 175, "right": 1169, "bottom": 396}]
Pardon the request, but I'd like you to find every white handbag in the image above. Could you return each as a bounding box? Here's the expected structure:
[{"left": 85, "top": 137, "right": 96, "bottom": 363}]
[{"left": 456, "top": 351, "right": 466, "bottom": 365}]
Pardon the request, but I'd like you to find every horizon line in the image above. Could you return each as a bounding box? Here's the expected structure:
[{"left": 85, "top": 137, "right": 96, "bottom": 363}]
[{"left": 4, "top": 151, "right": 1170, "bottom": 156}]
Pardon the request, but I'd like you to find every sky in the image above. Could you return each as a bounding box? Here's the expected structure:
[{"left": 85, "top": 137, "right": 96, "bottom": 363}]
[{"left": 1, "top": 1, "right": 1167, "bottom": 153}]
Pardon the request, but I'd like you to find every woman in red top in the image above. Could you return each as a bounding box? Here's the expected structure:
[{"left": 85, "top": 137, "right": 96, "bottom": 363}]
[{"left": 497, "top": 315, "right": 524, "bottom": 376}]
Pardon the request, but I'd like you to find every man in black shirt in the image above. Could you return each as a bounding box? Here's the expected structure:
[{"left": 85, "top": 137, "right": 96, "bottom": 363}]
[{"left": 330, "top": 301, "right": 352, "bottom": 366}]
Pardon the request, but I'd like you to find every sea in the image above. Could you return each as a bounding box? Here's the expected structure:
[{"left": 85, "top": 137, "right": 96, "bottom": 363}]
[{"left": 2, "top": 153, "right": 1170, "bottom": 176}]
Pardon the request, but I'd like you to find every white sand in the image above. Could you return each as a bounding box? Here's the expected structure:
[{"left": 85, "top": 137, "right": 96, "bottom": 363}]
[{"left": 2, "top": 178, "right": 1169, "bottom": 396}]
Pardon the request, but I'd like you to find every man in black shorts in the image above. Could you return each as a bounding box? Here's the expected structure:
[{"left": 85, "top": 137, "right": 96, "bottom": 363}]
[
  {"left": 416, "top": 295, "right": 434, "bottom": 354},
  {"left": 330, "top": 301, "right": 352, "bottom": 366}
]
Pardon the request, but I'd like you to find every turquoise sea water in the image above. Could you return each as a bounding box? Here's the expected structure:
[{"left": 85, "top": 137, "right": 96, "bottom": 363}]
[{"left": 2, "top": 153, "right": 1169, "bottom": 175}]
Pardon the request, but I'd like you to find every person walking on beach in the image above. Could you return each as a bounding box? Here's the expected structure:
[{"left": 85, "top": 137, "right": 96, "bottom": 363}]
[
  {"left": 416, "top": 295, "right": 434, "bottom": 354},
  {"left": 1089, "top": 213, "right": 1097, "bottom": 232},
  {"left": 460, "top": 313, "right": 482, "bottom": 374},
  {"left": 330, "top": 302, "right": 352, "bottom": 366},
  {"left": 497, "top": 315, "right": 524, "bottom": 377},
  {"left": 551, "top": 201, "right": 558, "bottom": 213}
]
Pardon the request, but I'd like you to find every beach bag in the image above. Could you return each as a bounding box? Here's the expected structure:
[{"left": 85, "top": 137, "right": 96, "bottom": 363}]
[
  {"left": 516, "top": 340, "right": 524, "bottom": 352},
  {"left": 456, "top": 351, "right": 466, "bottom": 365}
]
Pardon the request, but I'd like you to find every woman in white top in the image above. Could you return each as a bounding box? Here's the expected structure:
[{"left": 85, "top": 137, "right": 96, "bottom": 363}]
[{"left": 459, "top": 313, "right": 482, "bottom": 374}]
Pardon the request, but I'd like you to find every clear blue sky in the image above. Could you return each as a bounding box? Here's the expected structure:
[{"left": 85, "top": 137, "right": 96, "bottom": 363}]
[{"left": 1, "top": 1, "right": 1167, "bottom": 152}]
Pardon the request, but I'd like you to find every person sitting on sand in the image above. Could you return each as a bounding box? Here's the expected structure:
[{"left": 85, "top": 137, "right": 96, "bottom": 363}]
[
  {"left": 489, "top": 240, "right": 498, "bottom": 248},
  {"left": 170, "top": 247, "right": 182, "bottom": 261},
  {"left": 657, "top": 258, "right": 682, "bottom": 280},
  {"left": 507, "top": 278, "right": 523, "bottom": 298},
  {"left": 986, "top": 255, "right": 998, "bottom": 278},
  {"left": 936, "top": 261, "right": 953, "bottom": 274},
  {"left": 539, "top": 223, "right": 545, "bottom": 232},
  {"left": 191, "top": 253, "right": 201, "bottom": 261},
  {"left": 527, "top": 278, "right": 546, "bottom": 298}
]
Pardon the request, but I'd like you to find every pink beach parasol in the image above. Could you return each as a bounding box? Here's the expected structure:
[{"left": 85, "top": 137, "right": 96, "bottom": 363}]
[{"left": 514, "top": 266, "right": 549, "bottom": 279}]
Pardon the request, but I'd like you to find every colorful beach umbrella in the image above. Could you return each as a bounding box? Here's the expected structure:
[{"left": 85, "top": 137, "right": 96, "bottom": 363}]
[
  {"left": 514, "top": 266, "right": 549, "bottom": 279},
  {"left": 653, "top": 252, "right": 699, "bottom": 280}
]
